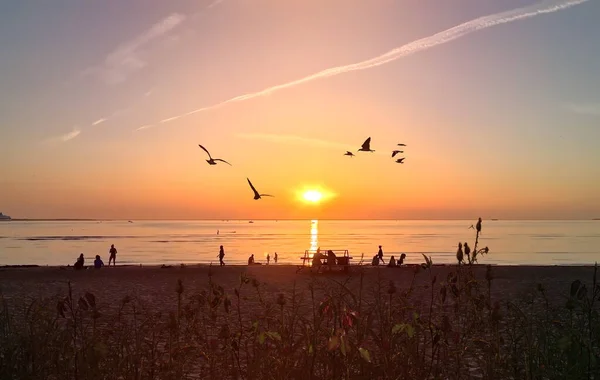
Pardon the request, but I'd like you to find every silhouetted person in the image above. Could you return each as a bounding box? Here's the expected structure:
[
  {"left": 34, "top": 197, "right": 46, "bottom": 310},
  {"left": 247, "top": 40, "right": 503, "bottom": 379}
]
[
  {"left": 456, "top": 242, "right": 464, "bottom": 265},
  {"left": 312, "top": 251, "right": 323, "bottom": 267},
  {"left": 387, "top": 256, "right": 397, "bottom": 267},
  {"left": 327, "top": 250, "right": 337, "bottom": 269},
  {"left": 218, "top": 245, "right": 225, "bottom": 266},
  {"left": 371, "top": 255, "right": 379, "bottom": 266},
  {"left": 398, "top": 253, "right": 406, "bottom": 266},
  {"left": 274, "top": 252, "right": 278, "bottom": 263},
  {"left": 378, "top": 245, "right": 384, "bottom": 263},
  {"left": 108, "top": 244, "right": 117, "bottom": 266},
  {"left": 464, "top": 242, "right": 471, "bottom": 263},
  {"left": 74, "top": 253, "right": 84, "bottom": 270},
  {"left": 267, "top": 253, "right": 271, "bottom": 265},
  {"left": 94, "top": 255, "right": 104, "bottom": 269},
  {"left": 248, "top": 254, "right": 255, "bottom": 265}
]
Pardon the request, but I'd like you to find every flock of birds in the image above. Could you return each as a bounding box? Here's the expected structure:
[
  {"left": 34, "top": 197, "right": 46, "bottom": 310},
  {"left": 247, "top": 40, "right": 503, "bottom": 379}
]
[
  {"left": 198, "top": 136, "right": 407, "bottom": 200},
  {"left": 343, "top": 137, "right": 407, "bottom": 164}
]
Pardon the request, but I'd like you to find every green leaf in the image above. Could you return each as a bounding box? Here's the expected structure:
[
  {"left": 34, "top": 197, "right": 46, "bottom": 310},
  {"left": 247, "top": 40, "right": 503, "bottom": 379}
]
[
  {"left": 308, "top": 344, "right": 314, "bottom": 354},
  {"left": 328, "top": 336, "right": 340, "bottom": 351},
  {"left": 258, "top": 332, "right": 265, "bottom": 345},
  {"left": 392, "top": 324, "right": 405, "bottom": 335},
  {"left": 340, "top": 335, "right": 347, "bottom": 356},
  {"left": 359, "top": 347, "right": 371, "bottom": 363},
  {"left": 266, "top": 331, "right": 281, "bottom": 341},
  {"left": 405, "top": 324, "right": 415, "bottom": 338}
]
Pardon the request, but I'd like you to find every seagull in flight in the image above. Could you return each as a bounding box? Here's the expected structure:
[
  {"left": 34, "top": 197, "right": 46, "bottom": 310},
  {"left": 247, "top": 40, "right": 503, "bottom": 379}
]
[
  {"left": 247, "top": 178, "right": 274, "bottom": 200},
  {"left": 358, "top": 137, "right": 375, "bottom": 152},
  {"left": 344, "top": 151, "right": 355, "bottom": 157},
  {"left": 397, "top": 143, "right": 407, "bottom": 147},
  {"left": 395, "top": 158, "right": 405, "bottom": 164},
  {"left": 198, "top": 144, "right": 232, "bottom": 166},
  {"left": 392, "top": 150, "right": 403, "bottom": 158}
]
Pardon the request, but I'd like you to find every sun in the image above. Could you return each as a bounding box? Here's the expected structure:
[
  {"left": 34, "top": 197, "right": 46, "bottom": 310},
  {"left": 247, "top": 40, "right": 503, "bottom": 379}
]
[{"left": 303, "top": 190, "right": 323, "bottom": 203}]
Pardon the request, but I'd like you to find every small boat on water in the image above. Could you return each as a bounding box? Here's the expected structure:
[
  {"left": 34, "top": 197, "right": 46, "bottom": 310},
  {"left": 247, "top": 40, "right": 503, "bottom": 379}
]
[{"left": 0, "top": 212, "right": 12, "bottom": 221}]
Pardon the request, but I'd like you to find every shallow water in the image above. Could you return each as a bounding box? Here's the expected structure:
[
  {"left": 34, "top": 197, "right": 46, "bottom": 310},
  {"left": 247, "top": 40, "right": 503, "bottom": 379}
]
[{"left": 0, "top": 220, "right": 599, "bottom": 266}]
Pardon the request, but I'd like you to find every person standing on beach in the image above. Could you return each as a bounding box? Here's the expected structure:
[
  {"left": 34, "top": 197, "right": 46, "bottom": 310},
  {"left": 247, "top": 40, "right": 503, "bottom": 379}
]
[
  {"left": 267, "top": 253, "right": 271, "bottom": 265},
  {"left": 108, "top": 244, "right": 117, "bottom": 266},
  {"left": 274, "top": 252, "right": 278, "bottom": 263},
  {"left": 378, "top": 245, "right": 384, "bottom": 264},
  {"left": 218, "top": 245, "right": 225, "bottom": 266}
]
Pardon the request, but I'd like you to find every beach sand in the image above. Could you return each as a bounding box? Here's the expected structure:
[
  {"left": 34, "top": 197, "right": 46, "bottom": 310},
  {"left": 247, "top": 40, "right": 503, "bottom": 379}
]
[{"left": 1, "top": 264, "right": 595, "bottom": 311}]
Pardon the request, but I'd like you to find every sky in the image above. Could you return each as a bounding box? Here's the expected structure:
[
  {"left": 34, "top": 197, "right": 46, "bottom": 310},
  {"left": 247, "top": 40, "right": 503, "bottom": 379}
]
[{"left": 1, "top": 0, "right": 600, "bottom": 220}]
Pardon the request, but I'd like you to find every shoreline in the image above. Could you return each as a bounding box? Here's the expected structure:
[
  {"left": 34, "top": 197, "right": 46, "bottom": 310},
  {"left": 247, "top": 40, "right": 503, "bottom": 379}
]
[{"left": 1, "top": 263, "right": 598, "bottom": 270}]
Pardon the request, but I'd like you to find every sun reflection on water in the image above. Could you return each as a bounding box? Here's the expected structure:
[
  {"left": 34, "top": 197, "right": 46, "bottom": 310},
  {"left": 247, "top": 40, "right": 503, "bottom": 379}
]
[{"left": 310, "top": 220, "right": 318, "bottom": 254}]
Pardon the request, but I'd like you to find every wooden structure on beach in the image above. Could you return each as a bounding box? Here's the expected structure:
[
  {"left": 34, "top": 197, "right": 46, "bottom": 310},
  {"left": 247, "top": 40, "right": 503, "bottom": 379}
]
[{"left": 296, "top": 249, "right": 353, "bottom": 274}]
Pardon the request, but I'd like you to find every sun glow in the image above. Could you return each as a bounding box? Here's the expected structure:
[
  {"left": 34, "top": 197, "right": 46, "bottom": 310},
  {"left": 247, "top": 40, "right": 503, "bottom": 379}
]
[{"left": 303, "top": 190, "right": 323, "bottom": 203}]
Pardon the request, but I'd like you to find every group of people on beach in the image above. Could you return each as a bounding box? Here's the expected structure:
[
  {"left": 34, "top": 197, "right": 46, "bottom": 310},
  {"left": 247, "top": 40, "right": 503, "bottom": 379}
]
[
  {"left": 73, "top": 244, "right": 118, "bottom": 270},
  {"left": 217, "top": 245, "right": 280, "bottom": 266},
  {"left": 371, "top": 245, "right": 406, "bottom": 267}
]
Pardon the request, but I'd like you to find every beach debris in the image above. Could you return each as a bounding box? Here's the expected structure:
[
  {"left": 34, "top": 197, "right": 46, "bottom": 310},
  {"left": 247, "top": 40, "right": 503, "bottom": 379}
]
[
  {"left": 247, "top": 178, "right": 274, "bottom": 200},
  {"left": 357, "top": 137, "right": 375, "bottom": 152},
  {"left": 198, "top": 144, "right": 232, "bottom": 166}
]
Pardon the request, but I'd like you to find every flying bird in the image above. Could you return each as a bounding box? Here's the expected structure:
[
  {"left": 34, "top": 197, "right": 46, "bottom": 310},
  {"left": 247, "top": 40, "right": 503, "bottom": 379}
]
[
  {"left": 358, "top": 137, "right": 374, "bottom": 152},
  {"left": 198, "top": 144, "right": 232, "bottom": 166},
  {"left": 247, "top": 178, "right": 274, "bottom": 200},
  {"left": 344, "top": 151, "right": 355, "bottom": 157},
  {"left": 395, "top": 158, "right": 405, "bottom": 164},
  {"left": 397, "top": 143, "right": 406, "bottom": 147},
  {"left": 392, "top": 150, "right": 403, "bottom": 158}
]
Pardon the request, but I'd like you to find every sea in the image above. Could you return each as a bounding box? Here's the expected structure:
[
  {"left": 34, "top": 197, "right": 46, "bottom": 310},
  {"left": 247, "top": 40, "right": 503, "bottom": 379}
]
[{"left": 0, "top": 220, "right": 599, "bottom": 266}]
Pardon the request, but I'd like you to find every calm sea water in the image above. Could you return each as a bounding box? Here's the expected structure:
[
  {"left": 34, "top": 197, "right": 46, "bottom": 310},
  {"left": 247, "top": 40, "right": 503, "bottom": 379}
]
[{"left": 0, "top": 220, "right": 599, "bottom": 266}]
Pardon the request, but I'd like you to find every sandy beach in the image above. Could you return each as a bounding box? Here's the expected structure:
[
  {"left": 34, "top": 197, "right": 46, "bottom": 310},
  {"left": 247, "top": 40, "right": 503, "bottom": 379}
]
[{"left": 1, "top": 264, "right": 595, "bottom": 311}]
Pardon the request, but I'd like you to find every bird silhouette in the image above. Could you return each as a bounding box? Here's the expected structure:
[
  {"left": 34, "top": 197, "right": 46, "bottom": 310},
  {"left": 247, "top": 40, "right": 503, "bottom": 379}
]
[
  {"left": 344, "top": 151, "right": 355, "bottom": 157},
  {"left": 247, "top": 178, "right": 274, "bottom": 200},
  {"left": 392, "top": 150, "right": 403, "bottom": 158},
  {"left": 476, "top": 217, "right": 482, "bottom": 233},
  {"left": 397, "top": 143, "right": 406, "bottom": 147},
  {"left": 198, "top": 144, "right": 232, "bottom": 166},
  {"left": 358, "top": 137, "right": 375, "bottom": 152},
  {"left": 395, "top": 158, "right": 405, "bottom": 164}
]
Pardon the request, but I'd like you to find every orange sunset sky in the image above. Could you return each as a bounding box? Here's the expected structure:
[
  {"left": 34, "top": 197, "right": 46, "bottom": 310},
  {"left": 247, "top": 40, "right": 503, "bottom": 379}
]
[{"left": 1, "top": 0, "right": 600, "bottom": 220}]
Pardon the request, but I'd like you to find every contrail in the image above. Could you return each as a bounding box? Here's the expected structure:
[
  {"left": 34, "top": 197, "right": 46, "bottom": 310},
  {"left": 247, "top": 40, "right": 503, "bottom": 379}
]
[{"left": 157, "top": 0, "right": 589, "bottom": 125}]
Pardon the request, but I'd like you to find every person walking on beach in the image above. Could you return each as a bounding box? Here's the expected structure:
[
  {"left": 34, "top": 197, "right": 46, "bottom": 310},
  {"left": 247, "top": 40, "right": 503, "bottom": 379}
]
[
  {"left": 274, "top": 252, "right": 278, "bottom": 263},
  {"left": 108, "top": 244, "right": 117, "bottom": 266},
  {"left": 377, "top": 245, "right": 384, "bottom": 264},
  {"left": 218, "top": 245, "right": 225, "bottom": 266},
  {"left": 266, "top": 253, "right": 271, "bottom": 265}
]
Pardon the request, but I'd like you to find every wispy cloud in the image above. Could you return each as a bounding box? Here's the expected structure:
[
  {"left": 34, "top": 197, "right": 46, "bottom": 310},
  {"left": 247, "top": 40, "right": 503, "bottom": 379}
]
[
  {"left": 565, "top": 103, "right": 600, "bottom": 116},
  {"left": 155, "top": 0, "right": 589, "bottom": 125},
  {"left": 91, "top": 118, "right": 107, "bottom": 126},
  {"left": 136, "top": 124, "right": 154, "bottom": 131},
  {"left": 207, "top": 0, "right": 225, "bottom": 9},
  {"left": 82, "top": 13, "right": 186, "bottom": 85},
  {"left": 235, "top": 132, "right": 392, "bottom": 157},
  {"left": 44, "top": 128, "right": 81, "bottom": 144},
  {"left": 236, "top": 133, "right": 355, "bottom": 151}
]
